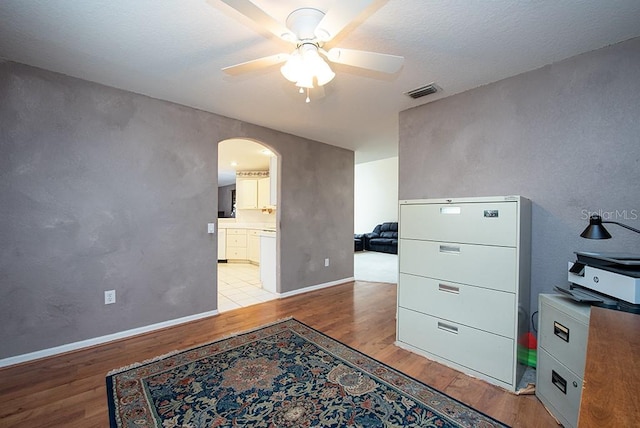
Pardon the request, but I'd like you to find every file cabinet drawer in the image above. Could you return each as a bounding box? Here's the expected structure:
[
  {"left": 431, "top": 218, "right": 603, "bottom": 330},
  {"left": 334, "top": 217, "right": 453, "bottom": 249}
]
[
  {"left": 539, "top": 294, "right": 590, "bottom": 377},
  {"left": 399, "top": 239, "right": 517, "bottom": 292},
  {"left": 398, "top": 273, "right": 515, "bottom": 337},
  {"left": 397, "top": 308, "right": 514, "bottom": 385},
  {"left": 400, "top": 202, "right": 517, "bottom": 246},
  {"left": 536, "top": 348, "right": 582, "bottom": 428}
]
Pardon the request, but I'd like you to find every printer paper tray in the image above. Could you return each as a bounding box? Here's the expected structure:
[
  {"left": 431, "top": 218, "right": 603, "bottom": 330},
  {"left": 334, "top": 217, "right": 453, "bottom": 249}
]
[
  {"left": 575, "top": 251, "right": 640, "bottom": 267},
  {"left": 554, "top": 285, "right": 618, "bottom": 307}
]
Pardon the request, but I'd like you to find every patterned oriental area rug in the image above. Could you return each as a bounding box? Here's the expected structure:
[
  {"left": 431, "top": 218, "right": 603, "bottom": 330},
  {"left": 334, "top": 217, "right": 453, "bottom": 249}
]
[{"left": 106, "top": 318, "right": 508, "bottom": 427}]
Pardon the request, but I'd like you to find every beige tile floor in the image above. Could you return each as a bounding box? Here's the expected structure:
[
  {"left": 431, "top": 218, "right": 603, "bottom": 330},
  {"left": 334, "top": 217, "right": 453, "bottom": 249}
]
[
  {"left": 217, "top": 262, "right": 277, "bottom": 312},
  {"left": 217, "top": 252, "right": 398, "bottom": 312}
]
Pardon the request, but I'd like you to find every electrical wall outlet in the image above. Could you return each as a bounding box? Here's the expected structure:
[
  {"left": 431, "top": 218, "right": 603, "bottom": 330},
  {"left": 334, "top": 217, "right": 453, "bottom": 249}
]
[
  {"left": 104, "top": 290, "right": 116, "bottom": 305},
  {"left": 324, "top": 258, "right": 330, "bottom": 267}
]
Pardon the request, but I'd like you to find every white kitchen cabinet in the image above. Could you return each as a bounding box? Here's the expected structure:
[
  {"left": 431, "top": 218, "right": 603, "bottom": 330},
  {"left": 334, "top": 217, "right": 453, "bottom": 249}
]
[
  {"left": 222, "top": 227, "right": 266, "bottom": 264},
  {"left": 396, "top": 196, "right": 531, "bottom": 391},
  {"left": 225, "top": 228, "right": 247, "bottom": 260},
  {"left": 236, "top": 179, "right": 258, "bottom": 209},
  {"left": 258, "top": 177, "right": 271, "bottom": 209},
  {"left": 236, "top": 176, "right": 273, "bottom": 210},
  {"left": 217, "top": 228, "right": 226, "bottom": 261}
]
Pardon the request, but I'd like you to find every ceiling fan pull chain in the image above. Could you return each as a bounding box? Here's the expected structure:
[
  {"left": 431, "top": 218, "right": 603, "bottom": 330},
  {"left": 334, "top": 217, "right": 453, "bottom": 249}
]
[{"left": 306, "top": 88, "right": 311, "bottom": 103}]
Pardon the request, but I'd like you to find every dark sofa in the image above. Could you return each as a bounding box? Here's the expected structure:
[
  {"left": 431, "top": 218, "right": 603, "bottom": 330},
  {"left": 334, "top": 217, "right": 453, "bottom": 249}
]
[{"left": 364, "top": 222, "right": 398, "bottom": 254}]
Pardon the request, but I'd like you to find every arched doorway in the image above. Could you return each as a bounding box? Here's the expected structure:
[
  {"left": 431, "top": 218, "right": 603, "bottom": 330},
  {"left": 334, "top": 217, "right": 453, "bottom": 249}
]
[{"left": 217, "top": 138, "right": 279, "bottom": 312}]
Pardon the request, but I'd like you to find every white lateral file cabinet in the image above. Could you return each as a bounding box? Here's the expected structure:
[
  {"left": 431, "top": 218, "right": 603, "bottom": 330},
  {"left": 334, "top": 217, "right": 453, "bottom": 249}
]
[{"left": 396, "top": 196, "right": 532, "bottom": 391}]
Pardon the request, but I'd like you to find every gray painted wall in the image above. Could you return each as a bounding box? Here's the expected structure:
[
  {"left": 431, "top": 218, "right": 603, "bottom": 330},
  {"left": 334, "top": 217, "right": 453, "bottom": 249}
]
[
  {"left": 0, "top": 60, "right": 354, "bottom": 360},
  {"left": 399, "top": 37, "right": 640, "bottom": 318}
]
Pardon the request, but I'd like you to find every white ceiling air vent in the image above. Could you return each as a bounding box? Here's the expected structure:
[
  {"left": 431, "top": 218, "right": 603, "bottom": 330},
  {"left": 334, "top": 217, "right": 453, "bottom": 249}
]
[{"left": 405, "top": 83, "right": 438, "bottom": 99}]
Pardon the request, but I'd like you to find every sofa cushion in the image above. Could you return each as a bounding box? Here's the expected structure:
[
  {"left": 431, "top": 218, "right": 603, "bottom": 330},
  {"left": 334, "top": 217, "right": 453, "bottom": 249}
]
[
  {"left": 363, "top": 222, "right": 399, "bottom": 254},
  {"left": 370, "top": 238, "right": 396, "bottom": 245},
  {"left": 380, "top": 222, "right": 398, "bottom": 232}
]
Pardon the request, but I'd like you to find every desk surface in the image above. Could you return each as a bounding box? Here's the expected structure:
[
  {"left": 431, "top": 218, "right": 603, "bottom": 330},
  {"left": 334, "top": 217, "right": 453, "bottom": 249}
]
[{"left": 578, "top": 306, "right": 640, "bottom": 427}]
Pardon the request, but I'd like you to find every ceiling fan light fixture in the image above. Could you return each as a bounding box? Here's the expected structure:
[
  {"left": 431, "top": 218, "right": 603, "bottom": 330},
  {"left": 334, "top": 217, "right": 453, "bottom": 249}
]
[
  {"left": 280, "top": 44, "right": 335, "bottom": 90},
  {"left": 221, "top": 2, "right": 404, "bottom": 102},
  {"left": 280, "top": 51, "right": 302, "bottom": 82},
  {"left": 295, "top": 73, "right": 314, "bottom": 89},
  {"left": 315, "top": 63, "right": 335, "bottom": 86},
  {"left": 308, "top": 51, "right": 335, "bottom": 86}
]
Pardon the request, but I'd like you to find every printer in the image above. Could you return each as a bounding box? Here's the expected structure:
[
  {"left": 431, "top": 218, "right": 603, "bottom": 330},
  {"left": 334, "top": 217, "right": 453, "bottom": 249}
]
[{"left": 556, "top": 251, "right": 640, "bottom": 313}]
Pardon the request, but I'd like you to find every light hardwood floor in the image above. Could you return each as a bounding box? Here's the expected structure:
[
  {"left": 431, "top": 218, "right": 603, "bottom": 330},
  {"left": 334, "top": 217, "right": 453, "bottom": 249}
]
[{"left": 0, "top": 281, "right": 557, "bottom": 427}]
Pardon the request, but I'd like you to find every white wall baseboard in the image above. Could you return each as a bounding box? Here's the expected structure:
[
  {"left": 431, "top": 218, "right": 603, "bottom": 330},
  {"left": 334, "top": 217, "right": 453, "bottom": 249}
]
[
  {"left": 278, "top": 277, "right": 354, "bottom": 298},
  {"left": 1, "top": 279, "right": 355, "bottom": 368},
  {"left": 0, "top": 309, "right": 219, "bottom": 368}
]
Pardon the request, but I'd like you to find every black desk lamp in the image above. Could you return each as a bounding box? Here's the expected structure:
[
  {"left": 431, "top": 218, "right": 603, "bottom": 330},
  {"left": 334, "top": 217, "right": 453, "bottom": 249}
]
[{"left": 580, "top": 215, "right": 640, "bottom": 239}]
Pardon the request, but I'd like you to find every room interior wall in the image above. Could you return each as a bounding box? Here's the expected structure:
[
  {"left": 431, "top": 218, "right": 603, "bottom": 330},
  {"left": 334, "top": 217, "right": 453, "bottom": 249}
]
[
  {"left": 217, "top": 184, "right": 235, "bottom": 218},
  {"left": 354, "top": 157, "right": 399, "bottom": 233},
  {"left": 399, "top": 37, "right": 640, "bottom": 319},
  {"left": 0, "top": 60, "right": 354, "bottom": 360}
]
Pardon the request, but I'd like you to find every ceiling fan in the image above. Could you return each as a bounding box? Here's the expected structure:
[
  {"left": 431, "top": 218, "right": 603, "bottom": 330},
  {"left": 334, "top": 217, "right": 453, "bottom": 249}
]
[{"left": 220, "top": 0, "right": 404, "bottom": 102}]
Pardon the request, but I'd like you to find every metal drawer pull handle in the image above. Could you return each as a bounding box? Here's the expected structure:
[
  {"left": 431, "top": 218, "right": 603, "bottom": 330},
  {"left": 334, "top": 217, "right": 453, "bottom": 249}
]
[
  {"left": 439, "top": 245, "right": 460, "bottom": 254},
  {"left": 554, "top": 321, "right": 570, "bottom": 342},
  {"left": 437, "top": 322, "right": 458, "bottom": 335},
  {"left": 440, "top": 207, "right": 461, "bottom": 214},
  {"left": 438, "top": 284, "right": 460, "bottom": 294},
  {"left": 552, "top": 370, "right": 567, "bottom": 394}
]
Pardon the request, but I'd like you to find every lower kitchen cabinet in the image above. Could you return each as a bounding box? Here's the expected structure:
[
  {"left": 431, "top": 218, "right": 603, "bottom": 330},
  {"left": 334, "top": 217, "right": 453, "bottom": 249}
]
[
  {"left": 223, "top": 228, "right": 262, "bottom": 264},
  {"left": 225, "top": 228, "right": 247, "bottom": 260}
]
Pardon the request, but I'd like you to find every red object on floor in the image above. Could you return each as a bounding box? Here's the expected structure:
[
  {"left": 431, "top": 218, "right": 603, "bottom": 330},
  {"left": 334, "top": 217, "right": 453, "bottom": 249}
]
[{"left": 519, "top": 332, "right": 537, "bottom": 349}]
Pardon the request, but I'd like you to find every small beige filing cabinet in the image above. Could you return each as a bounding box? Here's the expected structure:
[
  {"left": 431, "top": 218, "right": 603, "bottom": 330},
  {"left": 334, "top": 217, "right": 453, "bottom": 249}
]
[
  {"left": 536, "top": 294, "right": 591, "bottom": 428},
  {"left": 396, "top": 196, "right": 531, "bottom": 391}
]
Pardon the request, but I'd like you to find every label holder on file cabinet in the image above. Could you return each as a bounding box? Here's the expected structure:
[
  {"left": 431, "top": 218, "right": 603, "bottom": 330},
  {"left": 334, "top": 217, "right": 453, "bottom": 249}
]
[
  {"left": 554, "top": 321, "right": 570, "bottom": 342},
  {"left": 440, "top": 207, "right": 461, "bottom": 214}
]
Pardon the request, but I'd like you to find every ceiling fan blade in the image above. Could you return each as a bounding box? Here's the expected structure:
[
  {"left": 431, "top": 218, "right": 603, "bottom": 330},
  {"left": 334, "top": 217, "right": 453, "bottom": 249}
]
[
  {"left": 314, "top": 0, "right": 374, "bottom": 42},
  {"left": 220, "top": 0, "right": 295, "bottom": 41},
  {"left": 325, "top": 48, "right": 404, "bottom": 73},
  {"left": 222, "top": 53, "right": 289, "bottom": 75}
]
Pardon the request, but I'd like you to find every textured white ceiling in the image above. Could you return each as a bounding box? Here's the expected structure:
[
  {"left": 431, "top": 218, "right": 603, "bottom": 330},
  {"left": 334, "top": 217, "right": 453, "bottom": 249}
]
[{"left": 1, "top": 0, "right": 639, "bottom": 163}]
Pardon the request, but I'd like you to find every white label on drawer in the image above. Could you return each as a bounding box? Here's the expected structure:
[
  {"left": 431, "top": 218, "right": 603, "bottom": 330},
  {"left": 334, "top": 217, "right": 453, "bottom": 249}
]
[{"left": 440, "top": 207, "right": 461, "bottom": 214}]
